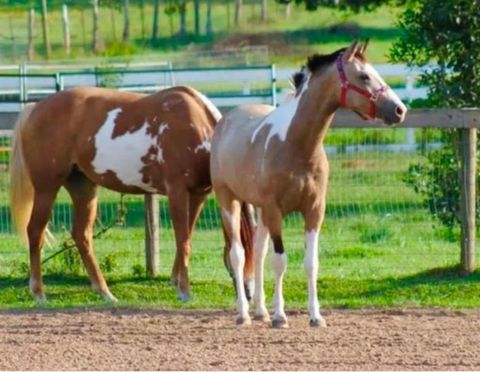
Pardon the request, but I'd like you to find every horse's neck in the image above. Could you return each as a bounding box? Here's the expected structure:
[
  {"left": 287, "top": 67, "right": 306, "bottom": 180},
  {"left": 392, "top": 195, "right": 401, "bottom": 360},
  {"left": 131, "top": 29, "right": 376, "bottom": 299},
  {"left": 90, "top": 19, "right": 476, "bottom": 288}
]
[{"left": 286, "top": 72, "right": 338, "bottom": 161}]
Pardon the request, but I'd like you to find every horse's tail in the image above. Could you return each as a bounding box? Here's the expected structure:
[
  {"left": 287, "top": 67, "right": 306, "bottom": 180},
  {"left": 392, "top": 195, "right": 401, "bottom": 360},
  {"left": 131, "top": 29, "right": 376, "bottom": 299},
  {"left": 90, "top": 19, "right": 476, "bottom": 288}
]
[
  {"left": 10, "top": 103, "right": 36, "bottom": 243},
  {"left": 239, "top": 202, "right": 255, "bottom": 283}
]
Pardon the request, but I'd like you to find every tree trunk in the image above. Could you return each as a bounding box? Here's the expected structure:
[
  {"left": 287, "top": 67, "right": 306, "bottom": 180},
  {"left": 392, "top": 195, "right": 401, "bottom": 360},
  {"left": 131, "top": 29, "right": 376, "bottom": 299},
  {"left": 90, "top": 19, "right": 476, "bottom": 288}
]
[
  {"left": 92, "top": 0, "right": 103, "bottom": 53},
  {"left": 140, "top": 0, "right": 146, "bottom": 42},
  {"left": 260, "top": 0, "right": 267, "bottom": 21},
  {"left": 285, "top": 2, "right": 291, "bottom": 18},
  {"left": 110, "top": 5, "right": 117, "bottom": 41},
  {"left": 81, "top": 8, "right": 87, "bottom": 51},
  {"left": 28, "top": 8, "right": 35, "bottom": 61},
  {"left": 178, "top": 1, "right": 187, "bottom": 38},
  {"left": 234, "top": 0, "right": 242, "bottom": 25},
  {"left": 40, "top": 0, "right": 51, "bottom": 59},
  {"left": 152, "top": 0, "right": 160, "bottom": 44},
  {"left": 62, "top": 4, "right": 71, "bottom": 56},
  {"left": 194, "top": 0, "right": 200, "bottom": 37},
  {"left": 122, "top": 0, "right": 130, "bottom": 43},
  {"left": 9, "top": 15, "right": 16, "bottom": 61},
  {"left": 226, "top": 0, "right": 231, "bottom": 29},
  {"left": 206, "top": 0, "right": 213, "bottom": 36}
]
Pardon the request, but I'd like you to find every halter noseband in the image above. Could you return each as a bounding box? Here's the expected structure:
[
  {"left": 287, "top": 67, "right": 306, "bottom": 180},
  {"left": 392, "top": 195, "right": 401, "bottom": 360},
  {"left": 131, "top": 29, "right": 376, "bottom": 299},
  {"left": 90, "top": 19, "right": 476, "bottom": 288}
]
[{"left": 336, "top": 53, "right": 388, "bottom": 119}]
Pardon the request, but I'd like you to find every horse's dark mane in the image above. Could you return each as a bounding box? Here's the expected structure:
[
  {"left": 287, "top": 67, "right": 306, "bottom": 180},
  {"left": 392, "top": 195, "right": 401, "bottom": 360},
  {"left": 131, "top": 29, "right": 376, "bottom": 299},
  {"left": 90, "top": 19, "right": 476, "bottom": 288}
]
[{"left": 292, "top": 47, "right": 367, "bottom": 92}]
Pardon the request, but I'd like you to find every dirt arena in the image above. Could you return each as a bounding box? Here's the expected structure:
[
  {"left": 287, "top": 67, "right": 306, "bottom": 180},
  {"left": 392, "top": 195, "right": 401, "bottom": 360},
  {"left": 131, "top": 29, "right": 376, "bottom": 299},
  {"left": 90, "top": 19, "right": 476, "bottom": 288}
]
[{"left": 1, "top": 308, "right": 479, "bottom": 370}]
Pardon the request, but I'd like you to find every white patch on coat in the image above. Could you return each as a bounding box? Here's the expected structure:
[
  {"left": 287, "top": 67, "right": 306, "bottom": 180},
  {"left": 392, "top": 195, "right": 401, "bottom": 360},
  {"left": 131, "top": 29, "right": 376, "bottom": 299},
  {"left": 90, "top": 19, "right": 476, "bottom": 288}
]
[
  {"left": 158, "top": 123, "right": 168, "bottom": 136},
  {"left": 194, "top": 140, "right": 211, "bottom": 153},
  {"left": 92, "top": 108, "right": 163, "bottom": 192},
  {"left": 304, "top": 229, "right": 320, "bottom": 320},
  {"left": 251, "top": 76, "right": 310, "bottom": 150},
  {"left": 191, "top": 88, "right": 223, "bottom": 122}
]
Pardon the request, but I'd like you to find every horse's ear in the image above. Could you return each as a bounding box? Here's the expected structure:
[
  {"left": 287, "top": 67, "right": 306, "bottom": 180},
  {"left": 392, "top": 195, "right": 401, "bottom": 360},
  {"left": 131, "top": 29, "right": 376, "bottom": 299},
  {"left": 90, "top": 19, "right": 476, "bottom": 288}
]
[
  {"left": 360, "top": 38, "right": 370, "bottom": 56},
  {"left": 343, "top": 40, "right": 359, "bottom": 62}
]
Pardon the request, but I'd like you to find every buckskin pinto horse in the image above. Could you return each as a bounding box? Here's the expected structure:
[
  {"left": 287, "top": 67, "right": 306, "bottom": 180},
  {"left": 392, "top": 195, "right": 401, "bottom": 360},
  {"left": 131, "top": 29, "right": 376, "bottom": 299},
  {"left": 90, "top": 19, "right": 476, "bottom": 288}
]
[
  {"left": 211, "top": 41, "right": 407, "bottom": 328},
  {"left": 10, "top": 86, "right": 254, "bottom": 303}
]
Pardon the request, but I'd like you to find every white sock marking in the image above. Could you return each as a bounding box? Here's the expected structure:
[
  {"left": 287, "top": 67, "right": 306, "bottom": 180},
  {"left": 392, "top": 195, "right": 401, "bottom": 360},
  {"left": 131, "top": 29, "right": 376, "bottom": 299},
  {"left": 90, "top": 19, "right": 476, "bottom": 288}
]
[
  {"left": 272, "top": 251, "right": 287, "bottom": 321},
  {"left": 253, "top": 210, "right": 270, "bottom": 319},
  {"left": 305, "top": 229, "right": 321, "bottom": 321}
]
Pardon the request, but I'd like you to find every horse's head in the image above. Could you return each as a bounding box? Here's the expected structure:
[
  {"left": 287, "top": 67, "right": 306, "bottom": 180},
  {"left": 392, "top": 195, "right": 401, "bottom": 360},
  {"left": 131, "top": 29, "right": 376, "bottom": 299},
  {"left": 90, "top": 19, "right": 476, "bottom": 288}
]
[{"left": 334, "top": 40, "right": 407, "bottom": 125}]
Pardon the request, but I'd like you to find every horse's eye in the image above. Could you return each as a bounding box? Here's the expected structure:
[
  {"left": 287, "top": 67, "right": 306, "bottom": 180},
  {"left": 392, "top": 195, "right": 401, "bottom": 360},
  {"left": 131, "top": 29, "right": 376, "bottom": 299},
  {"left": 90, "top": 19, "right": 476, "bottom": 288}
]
[{"left": 359, "top": 73, "right": 370, "bottom": 82}]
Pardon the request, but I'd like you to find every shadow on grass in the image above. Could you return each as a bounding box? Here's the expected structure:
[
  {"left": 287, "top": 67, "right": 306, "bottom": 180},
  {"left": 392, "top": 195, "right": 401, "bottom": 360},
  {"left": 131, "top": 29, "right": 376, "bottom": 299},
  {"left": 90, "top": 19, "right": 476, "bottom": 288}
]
[
  {"left": 318, "top": 265, "right": 480, "bottom": 309},
  {"left": 2, "top": 265, "right": 480, "bottom": 311}
]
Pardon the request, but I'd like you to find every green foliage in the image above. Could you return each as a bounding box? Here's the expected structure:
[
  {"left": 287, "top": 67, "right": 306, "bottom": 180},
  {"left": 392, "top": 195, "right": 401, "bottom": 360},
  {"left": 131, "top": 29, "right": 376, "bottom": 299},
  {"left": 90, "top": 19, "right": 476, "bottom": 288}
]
[
  {"left": 100, "top": 253, "right": 119, "bottom": 273},
  {"left": 131, "top": 264, "right": 145, "bottom": 278},
  {"left": 404, "top": 141, "right": 460, "bottom": 230},
  {"left": 278, "top": 0, "right": 402, "bottom": 12},
  {"left": 391, "top": 0, "right": 480, "bottom": 231}
]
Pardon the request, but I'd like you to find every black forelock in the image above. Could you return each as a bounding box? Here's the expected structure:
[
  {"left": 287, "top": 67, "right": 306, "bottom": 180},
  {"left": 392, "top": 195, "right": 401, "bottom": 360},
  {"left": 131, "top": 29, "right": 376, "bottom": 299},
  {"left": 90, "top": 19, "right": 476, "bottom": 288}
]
[
  {"left": 292, "top": 47, "right": 367, "bottom": 90},
  {"left": 292, "top": 48, "right": 346, "bottom": 90},
  {"left": 305, "top": 48, "right": 347, "bottom": 74}
]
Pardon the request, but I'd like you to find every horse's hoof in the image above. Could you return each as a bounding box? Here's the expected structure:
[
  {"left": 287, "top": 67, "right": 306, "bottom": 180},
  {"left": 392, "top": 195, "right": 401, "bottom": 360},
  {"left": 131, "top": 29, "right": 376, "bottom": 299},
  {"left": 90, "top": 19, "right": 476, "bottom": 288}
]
[
  {"left": 177, "top": 291, "right": 191, "bottom": 302},
  {"left": 253, "top": 313, "right": 271, "bottom": 323},
  {"left": 236, "top": 316, "right": 252, "bottom": 326},
  {"left": 272, "top": 318, "right": 289, "bottom": 329},
  {"left": 102, "top": 291, "right": 118, "bottom": 303},
  {"left": 33, "top": 293, "right": 47, "bottom": 305},
  {"left": 310, "top": 317, "right": 327, "bottom": 328}
]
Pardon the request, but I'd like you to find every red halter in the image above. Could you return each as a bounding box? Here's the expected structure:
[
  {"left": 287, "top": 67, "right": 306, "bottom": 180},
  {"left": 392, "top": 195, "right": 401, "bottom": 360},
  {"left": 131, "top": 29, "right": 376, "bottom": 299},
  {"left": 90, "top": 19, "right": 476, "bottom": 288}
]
[{"left": 336, "top": 53, "right": 388, "bottom": 120}]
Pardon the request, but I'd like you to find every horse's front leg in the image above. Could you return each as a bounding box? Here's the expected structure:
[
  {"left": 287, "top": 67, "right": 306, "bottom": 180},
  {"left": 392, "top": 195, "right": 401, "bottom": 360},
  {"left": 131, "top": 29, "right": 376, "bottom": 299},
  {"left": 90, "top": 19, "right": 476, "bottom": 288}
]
[
  {"left": 303, "top": 202, "right": 327, "bottom": 328},
  {"left": 304, "top": 228, "right": 326, "bottom": 327},
  {"left": 253, "top": 209, "right": 270, "bottom": 322}
]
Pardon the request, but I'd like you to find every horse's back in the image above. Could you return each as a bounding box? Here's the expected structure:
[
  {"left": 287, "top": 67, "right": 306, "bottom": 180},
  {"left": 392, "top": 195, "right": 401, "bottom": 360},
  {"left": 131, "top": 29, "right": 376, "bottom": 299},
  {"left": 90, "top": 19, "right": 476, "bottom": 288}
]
[
  {"left": 20, "top": 86, "right": 217, "bottom": 195},
  {"left": 211, "top": 104, "right": 274, "bottom": 204}
]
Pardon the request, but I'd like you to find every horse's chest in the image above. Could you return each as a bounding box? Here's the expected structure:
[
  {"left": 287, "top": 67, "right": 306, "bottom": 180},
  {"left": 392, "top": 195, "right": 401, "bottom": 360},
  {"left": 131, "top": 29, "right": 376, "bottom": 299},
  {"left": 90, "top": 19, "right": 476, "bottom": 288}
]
[{"left": 276, "top": 170, "right": 326, "bottom": 213}]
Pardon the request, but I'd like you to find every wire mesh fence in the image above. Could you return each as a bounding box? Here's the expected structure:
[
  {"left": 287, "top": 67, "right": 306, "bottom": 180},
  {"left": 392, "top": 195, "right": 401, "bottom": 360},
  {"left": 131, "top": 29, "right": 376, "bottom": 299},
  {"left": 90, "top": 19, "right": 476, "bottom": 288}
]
[{"left": 0, "top": 126, "right": 477, "bottom": 283}]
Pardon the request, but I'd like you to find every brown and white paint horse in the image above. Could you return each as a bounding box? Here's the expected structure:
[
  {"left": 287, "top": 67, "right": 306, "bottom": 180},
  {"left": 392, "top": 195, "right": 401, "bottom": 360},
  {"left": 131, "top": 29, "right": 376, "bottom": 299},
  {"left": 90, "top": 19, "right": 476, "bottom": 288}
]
[
  {"left": 211, "top": 41, "right": 407, "bottom": 327},
  {"left": 10, "top": 86, "right": 254, "bottom": 303}
]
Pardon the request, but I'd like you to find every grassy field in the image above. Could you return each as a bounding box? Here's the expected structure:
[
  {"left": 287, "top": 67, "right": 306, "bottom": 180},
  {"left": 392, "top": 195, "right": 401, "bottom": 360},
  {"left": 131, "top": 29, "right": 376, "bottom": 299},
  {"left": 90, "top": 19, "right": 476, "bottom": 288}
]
[
  {"left": 1, "top": 135, "right": 479, "bottom": 310},
  {"left": 0, "top": 1, "right": 402, "bottom": 65}
]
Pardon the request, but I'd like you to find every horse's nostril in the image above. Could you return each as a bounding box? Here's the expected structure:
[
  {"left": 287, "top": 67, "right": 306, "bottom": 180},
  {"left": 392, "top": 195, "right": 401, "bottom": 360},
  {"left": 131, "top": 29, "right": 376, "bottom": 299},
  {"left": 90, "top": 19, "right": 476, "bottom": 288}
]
[{"left": 395, "top": 106, "right": 404, "bottom": 117}]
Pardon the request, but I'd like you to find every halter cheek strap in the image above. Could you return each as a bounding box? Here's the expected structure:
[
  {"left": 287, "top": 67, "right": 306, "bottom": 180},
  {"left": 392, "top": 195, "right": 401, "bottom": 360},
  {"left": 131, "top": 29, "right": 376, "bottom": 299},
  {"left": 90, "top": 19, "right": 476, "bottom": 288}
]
[{"left": 336, "top": 53, "right": 388, "bottom": 120}]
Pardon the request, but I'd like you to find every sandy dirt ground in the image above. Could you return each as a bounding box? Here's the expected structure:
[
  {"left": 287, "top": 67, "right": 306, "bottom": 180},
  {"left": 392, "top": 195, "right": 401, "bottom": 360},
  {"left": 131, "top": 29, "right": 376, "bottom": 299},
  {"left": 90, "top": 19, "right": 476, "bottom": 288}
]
[{"left": 1, "top": 308, "right": 479, "bottom": 370}]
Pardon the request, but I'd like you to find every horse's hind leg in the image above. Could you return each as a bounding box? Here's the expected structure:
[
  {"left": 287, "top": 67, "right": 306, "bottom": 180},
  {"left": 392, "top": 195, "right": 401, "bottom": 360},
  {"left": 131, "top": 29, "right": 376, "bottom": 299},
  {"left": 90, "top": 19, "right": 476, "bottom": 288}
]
[
  {"left": 169, "top": 188, "right": 205, "bottom": 301},
  {"left": 217, "top": 187, "right": 250, "bottom": 325},
  {"left": 65, "top": 174, "right": 117, "bottom": 302},
  {"left": 28, "top": 189, "right": 60, "bottom": 302}
]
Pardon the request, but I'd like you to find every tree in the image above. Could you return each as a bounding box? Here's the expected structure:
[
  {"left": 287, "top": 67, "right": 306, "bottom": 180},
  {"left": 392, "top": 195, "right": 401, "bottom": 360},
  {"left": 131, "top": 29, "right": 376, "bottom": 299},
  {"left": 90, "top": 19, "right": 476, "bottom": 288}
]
[
  {"left": 92, "top": 0, "right": 103, "bottom": 53},
  {"left": 234, "top": 0, "right": 242, "bottom": 25},
  {"left": 206, "top": 0, "right": 213, "bottom": 36},
  {"left": 122, "top": 0, "right": 130, "bottom": 43},
  {"left": 178, "top": 0, "right": 187, "bottom": 37},
  {"left": 279, "top": 0, "right": 397, "bottom": 12},
  {"left": 260, "top": 0, "right": 267, "bottom": 21},
  {"left": 40, "top": 0, "right": 51, "bottom": 59},
  {"left": 152, "top": 0, "right": 161, "bottom": 43},
  {"left": 194, "top": 0, "right": 200, "bottom": 37},
  {"left": 391, "top": 0, "right": 480, "bottom": 231}
]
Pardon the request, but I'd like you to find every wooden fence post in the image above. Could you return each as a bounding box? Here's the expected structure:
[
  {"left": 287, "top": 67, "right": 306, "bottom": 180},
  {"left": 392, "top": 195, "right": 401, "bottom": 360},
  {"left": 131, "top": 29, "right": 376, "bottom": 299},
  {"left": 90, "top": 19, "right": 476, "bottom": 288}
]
[
  {"left": 459, "top": 127, "right": 477, "bottom": 273},
  {"left": 144, "top": 194, "right": 160, "bottom": 277}
]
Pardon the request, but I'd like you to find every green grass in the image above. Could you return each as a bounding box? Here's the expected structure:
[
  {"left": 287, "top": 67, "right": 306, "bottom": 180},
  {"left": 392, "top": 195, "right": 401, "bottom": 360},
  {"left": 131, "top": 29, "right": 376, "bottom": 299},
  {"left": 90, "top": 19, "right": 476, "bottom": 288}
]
[
  {"left": 1, "top": 148, "right": 479, "bottom": 310},
  {"left": 0, "top": 2, "right": 402, "bottom": 65}
]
